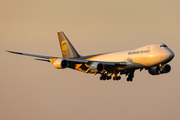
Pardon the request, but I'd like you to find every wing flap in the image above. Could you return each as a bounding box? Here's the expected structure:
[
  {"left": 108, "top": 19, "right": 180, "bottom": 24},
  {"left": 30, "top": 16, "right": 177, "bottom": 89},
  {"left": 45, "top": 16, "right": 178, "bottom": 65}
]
[{"left": 35, "top": 58, "right": 50, "bottom": 62}]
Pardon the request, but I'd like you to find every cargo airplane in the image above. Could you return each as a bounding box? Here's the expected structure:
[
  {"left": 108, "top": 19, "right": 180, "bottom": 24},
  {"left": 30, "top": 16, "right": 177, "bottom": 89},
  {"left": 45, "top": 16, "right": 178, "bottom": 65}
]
[{"left": 7, "top": 32, "right": 175, "bottom": 81}]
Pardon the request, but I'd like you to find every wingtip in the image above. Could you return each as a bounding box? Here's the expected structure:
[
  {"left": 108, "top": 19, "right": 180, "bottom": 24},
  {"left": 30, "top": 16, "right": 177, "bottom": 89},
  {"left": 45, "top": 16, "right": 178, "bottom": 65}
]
[
  {"left": 6, "top": 50, "right": 23, "bottom": 55},
  {"left": 6, "top": 50, "right": 11, "bottom": 53}
]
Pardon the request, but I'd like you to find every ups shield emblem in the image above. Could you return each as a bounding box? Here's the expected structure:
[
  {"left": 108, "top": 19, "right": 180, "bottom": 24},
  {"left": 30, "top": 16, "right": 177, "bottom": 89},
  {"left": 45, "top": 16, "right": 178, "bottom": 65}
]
[{"left": 61, "top": 40, "right": 68, "bottom": 55}]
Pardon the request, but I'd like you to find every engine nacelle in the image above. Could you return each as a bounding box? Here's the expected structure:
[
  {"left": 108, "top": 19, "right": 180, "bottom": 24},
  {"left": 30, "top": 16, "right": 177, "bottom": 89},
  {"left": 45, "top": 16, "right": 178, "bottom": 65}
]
[
  {"left": 162, "top": 64, "right": 171, "bottom": 73},
  {"left": 148, "top": 66, "right": 160, "bottom": 75},
  {"left": 148, "top": 64, "right": 171, "bottom": 75},
  {"left": 89, "top": 62, "right": 104, "bottom": 73},
  {"left": 53, "top": 59, "right": 68, "bottom": 69}
]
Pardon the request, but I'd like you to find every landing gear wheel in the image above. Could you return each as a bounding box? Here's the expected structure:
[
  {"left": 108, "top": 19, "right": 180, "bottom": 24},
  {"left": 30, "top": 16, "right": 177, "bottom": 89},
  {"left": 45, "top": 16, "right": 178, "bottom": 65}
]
[
  {"left": 100, "top": 73, "right": 107, "bottom": 81},
  {"left": 127, "top": 70, "right": 135, "bottom": 82},
  {"left": 127, "top": 77, "right": 133, "bottom": 82},
  {"left": 106, "top": 76, "right": 110, "bottom": 80},
  {"left": 118, "top": 76, "right": 121, "bottom": 80}
]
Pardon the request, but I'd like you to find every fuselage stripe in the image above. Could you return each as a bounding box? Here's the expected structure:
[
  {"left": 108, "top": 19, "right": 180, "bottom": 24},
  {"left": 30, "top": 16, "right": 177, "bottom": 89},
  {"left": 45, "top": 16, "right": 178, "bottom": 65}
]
[{"left": 86, "top": 53, "right": 109, "bottom": 60}]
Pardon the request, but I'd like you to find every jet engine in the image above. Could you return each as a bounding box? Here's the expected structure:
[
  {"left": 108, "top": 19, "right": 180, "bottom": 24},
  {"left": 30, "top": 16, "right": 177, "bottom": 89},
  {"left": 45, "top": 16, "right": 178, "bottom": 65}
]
[
  {"left": 89, "top": 62, "right": 104, "bottom": 73},
  {"left": 53, "top": 58, "right": 68, "bottom": 69},
  {"left": 148, "top": 64, "right": 171, "bottom": 75}
]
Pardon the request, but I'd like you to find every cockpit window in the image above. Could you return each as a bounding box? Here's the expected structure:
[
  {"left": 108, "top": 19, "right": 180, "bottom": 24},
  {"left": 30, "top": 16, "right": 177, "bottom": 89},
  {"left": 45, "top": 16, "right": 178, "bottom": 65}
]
[{"left": 160, "top": 45, "right": 167, "bottom": 47}]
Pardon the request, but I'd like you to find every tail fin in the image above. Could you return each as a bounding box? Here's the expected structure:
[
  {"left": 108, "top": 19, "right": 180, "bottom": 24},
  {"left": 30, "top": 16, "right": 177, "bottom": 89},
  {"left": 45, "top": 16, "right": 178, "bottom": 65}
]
[{"left": 57, "top": 32, "right": 80, "bottom": 58}]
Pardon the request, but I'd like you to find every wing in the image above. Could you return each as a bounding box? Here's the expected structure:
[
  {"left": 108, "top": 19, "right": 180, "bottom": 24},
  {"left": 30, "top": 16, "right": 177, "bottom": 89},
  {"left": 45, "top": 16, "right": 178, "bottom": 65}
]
[
  {"left": 7, "top": 50, "right": 128, "bottom": 73},
  {"left": 6, "top": 50, "right": 88, "bottom": 63},
  {"left": 6, "top": 50, "right": 59, "bottom": 62}
]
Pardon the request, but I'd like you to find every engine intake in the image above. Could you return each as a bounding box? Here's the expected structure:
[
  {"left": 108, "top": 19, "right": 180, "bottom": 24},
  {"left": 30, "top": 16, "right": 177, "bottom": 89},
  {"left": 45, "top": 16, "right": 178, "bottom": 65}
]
[
  {"left": 53, "top": 59, "right": 68, "bottom": 69},
  {"left": 89, "top": 62, "right": 104, "bottom": 73},
  {"left": 148, "top": 64, "right": 171, "bottom": 75},
  {"left": 162, "top": 64, "right": 171, "bottom": 73}
]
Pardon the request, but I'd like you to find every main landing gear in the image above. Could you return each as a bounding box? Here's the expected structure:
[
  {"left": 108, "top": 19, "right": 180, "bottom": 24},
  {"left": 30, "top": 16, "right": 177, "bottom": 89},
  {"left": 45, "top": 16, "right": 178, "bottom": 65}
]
[
  {"left": 99, "top": 71, "right": 135, "bottom": 82},
  {"left": 113, "top": 76, "right": 121, "bottom": 80},
  {"left": 100, "top": 73, "right": 112, "bottom": 80},
  {"left": 99, "top": 73, "right": 121, "bottom": 81},
  {"left": 112, "top": 73, "right": 121, "bottom": 80}
]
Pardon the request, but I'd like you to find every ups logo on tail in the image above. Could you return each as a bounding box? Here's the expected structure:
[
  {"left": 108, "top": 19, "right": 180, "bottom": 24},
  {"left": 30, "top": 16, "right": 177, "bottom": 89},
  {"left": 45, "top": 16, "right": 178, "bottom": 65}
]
[{"left": 61, "top": 40, "right": 68, "bottom": 55}]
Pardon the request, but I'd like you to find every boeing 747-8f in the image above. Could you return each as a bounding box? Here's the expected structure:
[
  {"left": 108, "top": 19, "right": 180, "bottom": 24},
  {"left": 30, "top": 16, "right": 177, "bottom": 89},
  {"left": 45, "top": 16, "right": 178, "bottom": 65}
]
[{"left": 7, "top": 32, "right": 175, "bottom": 81}]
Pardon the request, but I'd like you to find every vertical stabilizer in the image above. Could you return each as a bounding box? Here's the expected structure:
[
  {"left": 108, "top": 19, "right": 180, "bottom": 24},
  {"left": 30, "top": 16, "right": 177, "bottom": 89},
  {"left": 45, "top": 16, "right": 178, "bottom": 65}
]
[{"left": 57, "top": 32, "right": 80, "bottom": 58}]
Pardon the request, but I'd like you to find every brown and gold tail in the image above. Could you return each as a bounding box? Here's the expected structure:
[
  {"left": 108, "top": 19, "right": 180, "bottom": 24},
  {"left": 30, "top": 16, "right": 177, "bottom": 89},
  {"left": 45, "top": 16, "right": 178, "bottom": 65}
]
[{"left": 57, "top": 32, "right": 80, "bottom": 58}]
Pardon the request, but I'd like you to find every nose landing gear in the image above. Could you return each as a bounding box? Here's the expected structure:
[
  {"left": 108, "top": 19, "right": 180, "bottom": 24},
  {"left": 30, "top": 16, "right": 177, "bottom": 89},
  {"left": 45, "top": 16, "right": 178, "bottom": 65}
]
[{"left": 126, "top": 71, "right": 134, "bottom": 82}]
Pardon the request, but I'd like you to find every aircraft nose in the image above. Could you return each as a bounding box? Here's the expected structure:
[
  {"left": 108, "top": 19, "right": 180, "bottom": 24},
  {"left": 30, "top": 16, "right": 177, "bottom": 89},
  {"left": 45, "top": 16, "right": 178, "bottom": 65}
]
[
  {"left": 169, "top": 50, "right": 175, "bottom": 59},
  {"left": 166, "top": 48, "right": 175, "bottom": 62}
]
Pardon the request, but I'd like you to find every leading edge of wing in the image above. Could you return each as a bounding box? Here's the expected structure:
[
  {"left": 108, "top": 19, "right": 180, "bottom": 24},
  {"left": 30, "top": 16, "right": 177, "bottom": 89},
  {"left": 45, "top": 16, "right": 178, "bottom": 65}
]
[
  {"left": 6, "top": 50, "right": 127, "bottom": 66},
  {"left": 6, "top": 50, "right": 58, "bottom": 59}
]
